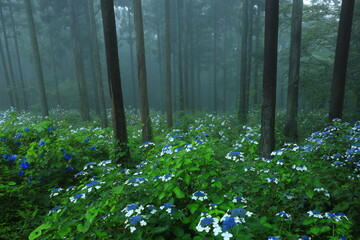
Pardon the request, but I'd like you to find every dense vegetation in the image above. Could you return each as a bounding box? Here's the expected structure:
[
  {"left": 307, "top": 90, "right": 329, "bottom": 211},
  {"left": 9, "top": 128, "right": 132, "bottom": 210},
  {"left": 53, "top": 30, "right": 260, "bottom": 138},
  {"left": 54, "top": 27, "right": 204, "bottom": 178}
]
[{"left": 1, "top": 108, "right": 358, "bottom": 240}]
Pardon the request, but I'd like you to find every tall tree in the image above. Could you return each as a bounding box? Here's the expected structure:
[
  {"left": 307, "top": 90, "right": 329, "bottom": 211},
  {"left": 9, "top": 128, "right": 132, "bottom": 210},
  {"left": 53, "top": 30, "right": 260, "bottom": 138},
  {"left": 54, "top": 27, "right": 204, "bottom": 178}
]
[
  {"left": 260, "top": 0, "right": 279, "bottom": 158},
  {"left": 213, "top": 0, "right": 218, "bottom": 112},
  {"left": 24, "top": 0, "right": 49, "bottom": 117},
  {"left": 238, "top": 0, "right": 249, "bottom": 123},
  {"left": 133, "top": 0, "right": 152, "bottom": 142},
  {"left": 101, "top": 0, "right": 130, "bottom": 163},
  {"left": 176, "top": 0, "right": 185, "bottom": 112},
  {"left": 284, "top": 0, "right": 303, "bottom": 139},
  {"left": 0, "top": 35, "right": 14, "bottom": 108},
  {"left": 88, "top": 0, "right": 108, "bottom": 128},
  {"left": 9, "top": 1, "right": 28, "bottom": 110},
  {"left": 165, "top": 0, "right": 173, "bottom": 128},
  {"left": 329, "top": 0, "right": 355, "bottom": 121},
  {"left": 68, "top": 0, "right": 90, "bottom": 121},
  {"left": 0, "top": 4, "right": 20, "bottom": 110}
]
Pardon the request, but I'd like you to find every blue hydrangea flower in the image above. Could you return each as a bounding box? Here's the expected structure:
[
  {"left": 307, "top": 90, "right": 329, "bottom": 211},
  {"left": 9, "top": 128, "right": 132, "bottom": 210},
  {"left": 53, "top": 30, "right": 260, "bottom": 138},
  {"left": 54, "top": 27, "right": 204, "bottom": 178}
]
[
  {"left": 84, "top": 137, "right": 90, "bottom": 142},
  {"left": 18, "top": 170, "right": 25, "bottom": 176},
  {"left": 8, "top": 155, "right": 17, "bottom": 162},
  {"left": 268, "top": 237, "right": 281, "bottom": 240},
  {"left": 221, "top": 216, "right": 236, "bottom": 231},
  {"left": 20, "top": 158, "right": 30, "bottom": 169},
  {"left": 192, "top": 191, "right": 208, "bottom": 201},
  {"left": 298, "top": 235, "right": 311, "bottom": 240},
  {"left": 63, "top": 153, "right": 72, "bottom": 160}
]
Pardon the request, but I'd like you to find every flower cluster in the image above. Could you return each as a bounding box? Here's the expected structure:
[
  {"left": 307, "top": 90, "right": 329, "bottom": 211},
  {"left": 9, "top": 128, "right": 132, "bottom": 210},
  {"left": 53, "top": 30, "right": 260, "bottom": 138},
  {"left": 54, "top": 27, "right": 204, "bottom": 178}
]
[
  {"left": 225, "top": 151, "right": 245, "bottom": 162},
  {"left": 192, "top": 191, "right": 208, "bottom": 201},
  {"left": 125, "top": 177, "right": 148, "bottom": 186}
]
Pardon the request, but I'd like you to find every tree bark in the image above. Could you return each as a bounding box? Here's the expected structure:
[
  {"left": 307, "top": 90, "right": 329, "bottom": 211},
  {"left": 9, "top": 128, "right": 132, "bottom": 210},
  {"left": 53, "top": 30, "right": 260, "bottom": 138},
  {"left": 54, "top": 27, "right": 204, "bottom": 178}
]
[
  {"left": 0, "top": 36, "right": 14, "bottom": 108},
  {"left": 284, "top": 0, "right": 303, "bottom": 139},
  {"left": 329, "top": 0, "right": 355, "bottom": 121},
  {"left": 238, "top": 0, "right": 249, "bottom": 123},
  {"left": 176, "top": 0, "right": 184, "bottom": 112},
  {"left": 133, "top": 0, "right": 152, "bottom": 142},
  {"left": 9, "top": 1, "right": 28, "bottom": 110},
  {"left": 68, "top": 0, "right": 90, "bottom": 121},
  {"left": 101, "top": 0, "right": 130, "bottom": 163},
  {"left": 213, "top": 0, "right": 218, "bottom": 112},
  {"left": 88, "top": 0, "right": 108, "bottom": 128},
  {"left": 24, "top": 0, "right": 49, "bottom": 117},
  {"left": 127, "top": 8, "right": 138, "bottom": 109},
  {"left": 260, "top": 0, "right": 279, "bottom": 158},
  {"left": 165, "top": 0, "right": 173, "bottom": 128},
  {"left": 0, "top": 5, "right": 20, "bottom": 110}
]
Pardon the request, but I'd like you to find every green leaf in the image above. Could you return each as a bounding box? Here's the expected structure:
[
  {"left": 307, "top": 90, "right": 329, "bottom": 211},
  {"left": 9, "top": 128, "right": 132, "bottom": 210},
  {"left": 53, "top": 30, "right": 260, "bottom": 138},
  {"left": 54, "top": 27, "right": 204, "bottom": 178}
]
[
  {"left": 159, "top": 191, "right": 166, "bottom": 200},
  {"left": 29, "top": 222, "right": 52, "bottom": 240},
  {"left": 187, "top": 203, "right": 199, "bottom": 214},
  {"left": 310, "top": 226, "right": 320, "bottom": 235},
  {"left": 319, "top": 226, "right": 331, "bottom": 233},
  {"left": 173, "top": 186, "right": 185, "bottom": 198},
  {"left": 77, "top": 221, "right": 91, "bottom": 233},
  {"left": 58, "top": 226, "right": 71, "bottom": 238},
  {"left": 151, "top": 227, "right": 168, "bottom": 234},
  {"left": 8, "top": 181, "right": 16, "bottom": 186},
  {"left": 188, "top": 166, "right": 200, "bottom": 171},
  {"left": 171, "top": 226, "right": 184, "bottom": 237},
  {"left": 305, "top": 189, "right": 314, "bottom": 199},
  {"left": 303, "top": 218, "right": 317, "bottom": 225},
  {"left": 184, "top": 174, "right": 191, "bottom": 185},
  {"left": 112, "top": 186, "right": 124, "bottom": 194}
]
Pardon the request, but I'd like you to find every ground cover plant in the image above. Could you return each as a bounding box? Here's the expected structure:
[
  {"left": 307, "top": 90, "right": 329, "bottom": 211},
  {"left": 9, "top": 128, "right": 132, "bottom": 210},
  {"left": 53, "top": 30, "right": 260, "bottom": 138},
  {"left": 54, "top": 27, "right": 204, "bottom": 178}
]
[{"left": 0, "top": 108, "right": 359, "bottom": 240}]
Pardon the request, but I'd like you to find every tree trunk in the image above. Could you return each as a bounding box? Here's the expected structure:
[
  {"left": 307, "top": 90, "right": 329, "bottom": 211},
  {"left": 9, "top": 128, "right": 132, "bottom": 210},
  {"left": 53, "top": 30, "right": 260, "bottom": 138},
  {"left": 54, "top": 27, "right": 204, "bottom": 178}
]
[
  {"left": 253, "top": 6, "right": 262, "bottom": 106},
  {"left": 49, "top": 37, "right": 61, "bottom": 106},
  {"left": 176, "top": 0, "right": 184, "bottom": 112},
  {"left": 0, "top": 5, "right": 20, "bottom": 110},
  {"left": 24, "top": 0, "right": 49, "bottom": 117},
  {"left": 213, "top": 1, "right": 218, "bottom": 113},
  {"left": 101, "top": 0, "right": 130, "bottom": 163},
  {"left": 260, "top": 0, "right": 279, "bottom": 158},
  {"left": 238, "top": 0, "right": 249, "bottom": 123},
  {"left": 188, "top": 0, "right": 195, "bottom": 112},
  {"left": 246, "top": 2, "right": 254, "bottom": 113},
  {"left": 155, "top": 9, "right": 165, "bottom": 112},
  {"left": 68, "top": 0, "right": 90, "bottom": 121},
  {"left": 133, "top": 0, "right": 152, "bottom": 142},
  {"left": 88, "top": 0, "right": 108, "bottom": 128},
  {"left": 9, "top": 1, "right": 28, "bottom": 110},
  {"left": 165, "top": 0, "right": 173, "bottom": 128},
  {"left": 329, "top": 0, "right": 355, "bottom": 121},
  {"left": 284, "top": 0, "right": 303, "bottom": 140},
  {"left": 0, "top": 37, "right": 15, "bottom": 108},
  {"left": 127, "top": 9, "right": 138, "bottom": 109}
]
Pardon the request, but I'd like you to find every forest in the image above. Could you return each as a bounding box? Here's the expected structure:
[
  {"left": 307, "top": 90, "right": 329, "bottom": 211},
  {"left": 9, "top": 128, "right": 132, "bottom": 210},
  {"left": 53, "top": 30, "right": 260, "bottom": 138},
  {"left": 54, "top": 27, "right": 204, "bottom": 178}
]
[{"left": 0, "top": 0, "right": 359, "bottom": 239}]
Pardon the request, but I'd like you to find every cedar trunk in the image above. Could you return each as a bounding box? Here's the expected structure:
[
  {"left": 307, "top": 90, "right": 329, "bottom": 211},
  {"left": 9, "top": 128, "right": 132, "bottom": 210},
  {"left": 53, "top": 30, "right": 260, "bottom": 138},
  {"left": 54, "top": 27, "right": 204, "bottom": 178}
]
[
  {"left": 132, "top": 0, "right": 153, "bottom": 142},
  {"left": 260, "top": 0, "right": 279, "bottom": 158},
  {"left": 165, "top": 0, "right": 173, "bottom": 128},
  {"left": 329, "top": 0, "right": 355, "bottom": 121}
]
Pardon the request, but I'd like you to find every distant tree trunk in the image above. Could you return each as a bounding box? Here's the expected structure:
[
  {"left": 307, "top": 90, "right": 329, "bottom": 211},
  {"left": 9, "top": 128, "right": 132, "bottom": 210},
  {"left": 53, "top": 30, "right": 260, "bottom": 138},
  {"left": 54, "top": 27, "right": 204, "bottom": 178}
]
[
  {"left": 329, "top": 0, "right": 355, "bottom": 121},
  {"left": 49, "top": 37, "right": 61, "bottom": 106},
  {"left": 88, "top": 0, "right": 108, "bottom": 128},
  {"left": 223, "top": 16, "right": 228, "bottom": 112},
  {"left": 127, "top": 8, "right": 138, "bottom": 109},
  {"left": 155, "top": 9, "right": 165, "bottom": 112},
  {"left": 246, "top": 2, "right": 254, "bottom": 112},
  {"left": 101, "top": 0, "right": 130, "bottom": 163},
  {"left": 165, "top": 0, "right": 173, "bottom": 128},
  {"left": 184, "top": 1, "right": 190, "bottom": 111},
  {"left": 133, "top": 0, "right": 152, "bottom": 142},
  {"left": 188, "top": 0, "right": 195, "bottom": 112},
  {"left": 0, "top": 37, "right": 15, "bottom": 108},
  {"left": 24, "top": 0, "right": 49, "bottom": 117},
  {"left": 68, "top": 0, "right": 90, "bottom": 121},
  {"left": 238, "top": 0, "right": 249, "bottom": 123},
  {"left": 9, "top": 1, "right": 28, "bottom": 110},
  {"left": 0, "top": 5, "right": 20, "bottom": 110},
  {"left": 176, "top": 0, "right": 185, "bottom": 112},
  {"left": 253, "top": 5, "right": 261, "bottom": 106},
  {"left": 260, "top": 0, "right": 279, "bottom": 158},
  {"left": 213, "top": 1, "right": 218, "bottom": 112},
  {"left": 284, "top": 0, "right": 303, "bottom": 140}
]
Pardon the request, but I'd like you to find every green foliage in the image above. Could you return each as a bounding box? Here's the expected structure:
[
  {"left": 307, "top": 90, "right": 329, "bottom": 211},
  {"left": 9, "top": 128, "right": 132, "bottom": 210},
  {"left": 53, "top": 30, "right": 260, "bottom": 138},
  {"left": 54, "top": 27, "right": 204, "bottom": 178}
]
[{"left": 1, "top": 109, "right": 359, "bottom": 240}]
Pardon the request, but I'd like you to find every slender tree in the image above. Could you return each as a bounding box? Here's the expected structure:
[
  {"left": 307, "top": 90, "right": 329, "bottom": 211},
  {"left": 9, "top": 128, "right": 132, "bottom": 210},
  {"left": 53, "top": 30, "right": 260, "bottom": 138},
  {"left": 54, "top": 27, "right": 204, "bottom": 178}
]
[
  {"left": 24, "top": 0, "right": 49, "bottom": 117},
  {"left": 126, "top": 7, "right": 138, "bottom": 109},
  {"left": 9, "top": 1, "right": 28, "bottom": 110},
  {"left": 329, "top": 0, "right": 355, "bottom": 121},
  {"left": 260, "top": 0, "right": 279, "bottom": 158},
  {"left": 68, "top": 0, "right": 90, "bottom": 121},
  {"left": 176, "top": 0, "right": 185, "bottom": 112},
  {"left": 0, "top": 4, "right": 20, "bottom": 110},
  {"left": 0, "top": 36, "right": 14, "bottom": 108},
  {"left": 88, "top": 0, "right": 108, "bottom": 128},
  {"left": 165, "top": 0, "right": 173, "bottom": 128},
  {"left": 101, "top": 0, "right": 130, "bottom": 163},
  {"left": 133, "top": 0, "right": 152, "bottom": 142},
  {"left": 213, "top": 0, "right": 218, "bottom": 112},
  {"left": 238, "top": 0, "right": 249, "bottom": 123},
  {"left": 284, "top": 0, "right": 303, "bottom": 139}
]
